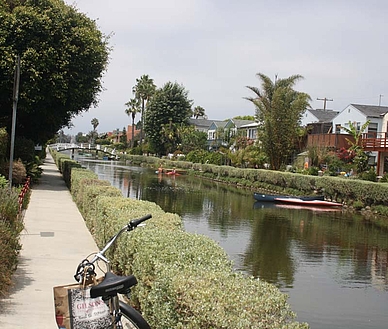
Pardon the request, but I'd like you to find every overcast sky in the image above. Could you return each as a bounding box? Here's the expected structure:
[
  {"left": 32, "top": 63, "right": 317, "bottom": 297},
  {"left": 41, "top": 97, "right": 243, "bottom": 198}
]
[{"left": 64, "top": 0, "right": 388, "bottom": 134}]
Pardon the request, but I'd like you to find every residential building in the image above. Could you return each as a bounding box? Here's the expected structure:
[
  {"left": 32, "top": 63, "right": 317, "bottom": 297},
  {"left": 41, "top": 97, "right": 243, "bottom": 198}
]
[
  {"left": 188, "top": 118, "right": 219, "bottom": 133},
  {"left": 301, "top": 109, "right": 339, "bottom": 133},
  {"left": 332, "top": 104, "right": 388, "bottom": 134},
  {"left": 333, "top": 104, "right": 388, "bottom": 175}
]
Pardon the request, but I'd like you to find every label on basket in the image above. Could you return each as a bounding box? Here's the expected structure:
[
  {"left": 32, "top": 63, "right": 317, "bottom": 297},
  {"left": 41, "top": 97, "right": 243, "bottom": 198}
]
[{"left": 69, "top": 287, "right": 111, "bottom": 329}]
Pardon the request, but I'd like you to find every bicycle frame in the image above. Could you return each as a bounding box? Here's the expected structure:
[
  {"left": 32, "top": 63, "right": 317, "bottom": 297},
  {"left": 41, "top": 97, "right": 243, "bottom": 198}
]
[{"left": 73, "top": 214, "right": 152, "bottom": 328}]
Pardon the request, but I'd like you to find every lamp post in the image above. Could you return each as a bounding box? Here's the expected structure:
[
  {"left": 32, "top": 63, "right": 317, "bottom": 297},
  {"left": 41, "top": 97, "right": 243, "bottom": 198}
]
[{"left": 8, "top": 55, "right": 21, "bottom": 189}]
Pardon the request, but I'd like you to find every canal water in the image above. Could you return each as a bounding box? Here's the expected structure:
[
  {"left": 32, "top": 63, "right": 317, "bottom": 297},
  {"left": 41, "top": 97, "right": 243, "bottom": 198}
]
[{"left": 77, "top": 158, "right": 388, "bottom": 329}]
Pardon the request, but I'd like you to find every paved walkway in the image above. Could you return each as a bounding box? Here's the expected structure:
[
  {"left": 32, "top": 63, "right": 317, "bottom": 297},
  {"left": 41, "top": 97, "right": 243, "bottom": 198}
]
[{"left": 0, "top": 153, "right": 99, "bottom": 328}]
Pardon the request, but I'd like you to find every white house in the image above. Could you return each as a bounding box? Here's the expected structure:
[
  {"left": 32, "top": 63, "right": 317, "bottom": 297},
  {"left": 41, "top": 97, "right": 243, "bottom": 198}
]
[
  {"left": 332, "top": 104, "right": 388, "bottom": 175},
  {"left": 241, "top": 121, "right": 259, "bottom": 140},
  {"left": 301, "top": 109, "right": 339, "bottom": 129},
  {"left": 332, "top": 104, "right": 388, "bottom": 135}
]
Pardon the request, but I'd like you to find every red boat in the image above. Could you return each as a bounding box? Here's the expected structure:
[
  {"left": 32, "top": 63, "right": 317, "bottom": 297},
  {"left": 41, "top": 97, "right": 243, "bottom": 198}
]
[{"left": 166, "top": 171, "right": 180, "bottom": 176}]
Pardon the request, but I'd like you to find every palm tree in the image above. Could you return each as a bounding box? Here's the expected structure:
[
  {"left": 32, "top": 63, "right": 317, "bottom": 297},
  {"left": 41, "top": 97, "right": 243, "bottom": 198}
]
[
  {"left": 125, "top": 98, "right": 141, "bottom": 148},
  {"left": 132, "top": 75, "right": 156, "bottom": 144},
  {"left": 91, "top": 118, "right": 99, "bottom": 131},
  {"left": 192, "top": 105, "right": 205, "bottom": 119},
  {"left": 90, "top": 118, "right": 99, "bottom": 144},
  {"left": 246, "top": 73, "right": 311, "bottom": 170}
]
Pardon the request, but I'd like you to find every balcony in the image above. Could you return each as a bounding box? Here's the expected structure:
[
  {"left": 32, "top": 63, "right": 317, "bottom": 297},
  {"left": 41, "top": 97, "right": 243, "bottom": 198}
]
[{"left": 361, "top": 132, "right": 388, "bottom": 151}]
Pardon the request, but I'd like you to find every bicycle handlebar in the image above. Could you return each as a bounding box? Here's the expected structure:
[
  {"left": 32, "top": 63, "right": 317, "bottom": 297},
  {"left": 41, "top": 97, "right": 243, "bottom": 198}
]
[
  {"left": 129, "top": 214, "right": 152, "bottom": 229},
  {"left": 74, "top": 214, "right": 152, "bottom": 282}
]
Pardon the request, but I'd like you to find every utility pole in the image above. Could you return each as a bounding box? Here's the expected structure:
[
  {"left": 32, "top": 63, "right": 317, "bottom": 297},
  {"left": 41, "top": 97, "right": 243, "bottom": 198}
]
[
  {"left": 317, "top": 97, "right": 333, "bottom": 110},
  {"left": 8, "top": 55, "right": 21, "bottom": 189},
  {"left": 379, "top": 94, "right": 383, "bottom": 106}
]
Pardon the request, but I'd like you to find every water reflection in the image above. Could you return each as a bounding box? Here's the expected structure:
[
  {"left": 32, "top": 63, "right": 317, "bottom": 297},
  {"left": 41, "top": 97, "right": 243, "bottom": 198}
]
[{"left": 78, "top": 158, "right": 388, "bottom": 329}]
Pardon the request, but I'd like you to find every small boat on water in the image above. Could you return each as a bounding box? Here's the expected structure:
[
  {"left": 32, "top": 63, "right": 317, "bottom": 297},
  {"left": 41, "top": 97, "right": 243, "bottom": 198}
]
[
  {"left": 274, "top": 197, "right": 342, "bottom": 208},
  {"left": 253, "top": 193, "right": 324, "bottom": 202},
  {"left": 253, "top": 193, "right": 342, "bottom": 208}
]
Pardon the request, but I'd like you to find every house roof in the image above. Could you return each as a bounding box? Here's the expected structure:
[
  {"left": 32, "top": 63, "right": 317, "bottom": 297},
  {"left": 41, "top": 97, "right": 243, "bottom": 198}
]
[
  {"left": 212, "top": 121, "right": 228, "bottom": 129},
  {"left": 309, "top": 109, "right": 339, "bottom": 122},
  {"left": 229, "top": 119, "right": 255, "bottom": 128},
  {"left": 350, "top": 104, "right": 388, "bottom": 118},
  {"left": 188, "top": 118, "right": 224, "bottom": 129}
]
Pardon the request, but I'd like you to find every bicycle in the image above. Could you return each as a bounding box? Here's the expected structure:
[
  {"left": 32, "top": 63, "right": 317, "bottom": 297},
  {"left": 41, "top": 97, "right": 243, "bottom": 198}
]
[{"left": 73, "top": 214, "right": 152, "bottom": 329}]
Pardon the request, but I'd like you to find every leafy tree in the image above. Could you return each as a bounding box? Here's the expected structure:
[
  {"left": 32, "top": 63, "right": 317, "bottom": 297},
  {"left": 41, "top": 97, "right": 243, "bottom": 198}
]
[
  {"left": 132, "top": 75, "right": 156, "bottom": 144},
  {"left": 75, "top": 132, "right": 88, "bottom": 143},
  {"left": 180, "top": 126, "right": 207, "bottom": 153},
  {"left": 125, "top": 98, "right": 140, "bottom": 148},
  {"left": 233, "top": 115, "right": 255, "bottom": 121},
  {"left": 246, "top": 73, "right": 311, "bottom": 170},
  {"left": 0, "top": 0, "right": 110, "bottom": 144},
  {"left": 120, "top": 126, "right": 127, "bottom": 146},
  {"left": 192, "top": 105, "right": 205, "bottom": 119},
  {"left": 145, "top": 82, "right": 193, "bottom": 155}
]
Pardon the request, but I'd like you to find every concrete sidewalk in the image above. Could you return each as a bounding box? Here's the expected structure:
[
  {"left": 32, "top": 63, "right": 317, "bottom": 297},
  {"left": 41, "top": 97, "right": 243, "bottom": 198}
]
[{"left": 0, "top": 154, "right": 99, "bottom": 328}]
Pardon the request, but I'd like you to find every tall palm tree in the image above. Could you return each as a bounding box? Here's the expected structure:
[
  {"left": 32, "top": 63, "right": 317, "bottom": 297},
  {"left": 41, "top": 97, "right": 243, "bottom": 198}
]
[
  {"left": 132, "top": 75, "right": 156, "bottom": 144},
  {"left": 91, "top": 118, "right": 99, "bottom": 131},
  {"left": 125, "top": 98, "right": 141, "bottom": 148},
  {"left": 246, "top": 73, "right": 311, "bottom": 170},
  {"left": 90, "top": 118, "right": 99, "bottom": 144},
  {"left": 192, "top": 105, "right": 205, "bottom": 119}
]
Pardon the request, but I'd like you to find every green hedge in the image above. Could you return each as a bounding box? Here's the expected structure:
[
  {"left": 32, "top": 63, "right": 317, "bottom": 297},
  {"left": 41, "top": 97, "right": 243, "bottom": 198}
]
[
  {"left": 49, "top": 149, "right": 309, "bottom": 328},
  {"left": 51, "top": 150, "right": 82, "bottom": 188}
]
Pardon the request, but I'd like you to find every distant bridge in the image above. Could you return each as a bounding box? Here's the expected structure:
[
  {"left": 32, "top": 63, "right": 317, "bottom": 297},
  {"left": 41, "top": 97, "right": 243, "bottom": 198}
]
[{"left": 49, "top": 143, "right": 119, "bottom": 159}]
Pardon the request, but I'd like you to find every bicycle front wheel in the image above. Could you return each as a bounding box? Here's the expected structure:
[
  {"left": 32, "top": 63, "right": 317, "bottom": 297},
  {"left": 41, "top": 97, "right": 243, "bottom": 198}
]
[{"left": 118, "top": 301, "right": 151, "bottom": 329}]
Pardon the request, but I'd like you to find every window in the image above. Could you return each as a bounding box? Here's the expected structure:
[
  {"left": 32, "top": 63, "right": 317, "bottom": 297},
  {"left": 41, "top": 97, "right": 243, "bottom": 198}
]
[{"left": 368, "top": 122, "right": 378, "bottom": 138}]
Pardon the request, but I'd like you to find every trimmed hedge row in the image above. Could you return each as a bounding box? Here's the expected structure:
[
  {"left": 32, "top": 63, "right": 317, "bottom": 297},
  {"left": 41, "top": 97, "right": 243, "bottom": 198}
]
[
  {"left": 51, "top": 150, "right": 82, "bottom": 188},
  {"left": 50, "top": 149, "right": 309, "bottom": 328},
  {"left": 123, "top": 155, "right": 388, "bottom": 207}
]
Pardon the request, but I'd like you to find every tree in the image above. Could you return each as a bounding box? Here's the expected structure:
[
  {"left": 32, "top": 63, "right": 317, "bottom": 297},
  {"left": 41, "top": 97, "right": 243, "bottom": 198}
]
[
  {"left": 132, "top": 75, "right": 156, "bottom": 145},
  {"left": 125, "top": 98, "right": 140, "bottom": 148},
  {"left": 120, "top": 127, "right": 127, "bottom": 146},
  {"left": 192, "top": 105, "right": 205, "bottom": 119},
  {"left": 246, "top": 73, "right": 311, "bottom": 170},
  {"left": 0, "top": 1, "right": 110, "bottom": 144},
  {"left": 233, "top": 115, "right": 255, "bottom": 121},
  {"left": 180, "top": 126, "right": 208, "bottom": 153},
  {"left": 340, "top": 120, "right": 371, "bottom": 173},
  {"left": 91, "top": 118, "right": 99, "bottom": 132},
  {"left": 145, "top": 82, "right": 193, "bottom": 155}
]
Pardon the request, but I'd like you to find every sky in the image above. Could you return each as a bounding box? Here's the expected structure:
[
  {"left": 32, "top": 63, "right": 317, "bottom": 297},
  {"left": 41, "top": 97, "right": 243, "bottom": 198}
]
[{"left": 63, "top": 0, "right": 388, "bottom": 134}]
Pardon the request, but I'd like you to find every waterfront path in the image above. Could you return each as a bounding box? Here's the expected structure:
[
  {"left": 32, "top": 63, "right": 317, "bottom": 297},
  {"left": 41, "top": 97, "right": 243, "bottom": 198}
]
[{"left": 0, "top": 153, "right": 98, "bottom": 328}]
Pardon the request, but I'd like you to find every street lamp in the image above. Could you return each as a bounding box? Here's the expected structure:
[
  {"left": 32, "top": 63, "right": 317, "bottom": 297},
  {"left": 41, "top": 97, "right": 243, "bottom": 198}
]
[{"left": 8, "top": 55, "right": 21, "bottom": 189}]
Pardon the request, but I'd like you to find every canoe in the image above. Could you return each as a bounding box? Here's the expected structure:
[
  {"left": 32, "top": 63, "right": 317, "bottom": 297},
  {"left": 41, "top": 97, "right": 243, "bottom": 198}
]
[
  {"left": 254, "top": 201, "right": 342, "bottom": 212},
  {"left": 253, "top": 193, "right": 324, "bottom": 203},
  {"left": 274, "top": 198, "right": 342, "bottom": 207},
  {"left": 166, "top": 171, "right": 181, "bottom": 176}
]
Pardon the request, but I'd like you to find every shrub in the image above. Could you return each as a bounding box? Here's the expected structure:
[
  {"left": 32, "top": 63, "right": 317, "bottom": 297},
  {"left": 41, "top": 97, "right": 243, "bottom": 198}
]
[
  {"left": 358, "top": 168, "right": 377, "bottom": 182},
  {"left": 0, "top": 175, "right": 7, "bottom": 188},
  {"left": 352, "top": 200, "right": 364, "bottom": 210},
  {"left": 0, "top": 187, "right": 23, "bottom": 296},
  {"left": 1, "top": 160, "right": 27, "bottom": 185}
]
